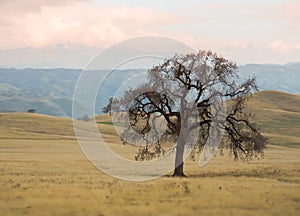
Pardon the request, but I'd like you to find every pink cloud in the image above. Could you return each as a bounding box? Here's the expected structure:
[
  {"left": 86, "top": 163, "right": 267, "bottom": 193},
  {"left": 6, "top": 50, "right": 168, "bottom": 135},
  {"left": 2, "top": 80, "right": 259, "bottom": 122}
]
[
  {"left": 0, "top": 0, "right": 299, "bottom": 65},
  {"left": 0, "top": 3, "right": 186, "bottom": 50},
  {"left": 270, "top": 40, "right": 300, "bottom": 53},
  {"left": 270, "top": 40, "right": 290, "bottom": 52},
  {"left": 0, "top": 0, "right": 89, "bottom": 13}
]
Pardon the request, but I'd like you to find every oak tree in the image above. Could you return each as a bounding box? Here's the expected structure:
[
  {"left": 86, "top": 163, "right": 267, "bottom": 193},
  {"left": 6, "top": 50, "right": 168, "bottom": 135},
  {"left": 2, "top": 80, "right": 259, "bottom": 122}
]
[{"left": 111, "top": 50, "right": 266, "bottom": 177}]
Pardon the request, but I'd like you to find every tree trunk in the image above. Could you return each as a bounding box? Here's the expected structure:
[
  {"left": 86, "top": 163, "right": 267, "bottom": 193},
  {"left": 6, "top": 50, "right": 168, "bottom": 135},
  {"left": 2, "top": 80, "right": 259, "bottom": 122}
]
[
  {"left": 172, "top": 161, "right": 186, "bottom": 177},
  {"left": 172, "top": 141, "right": 186, "bottom": 177},
  {"left": 172, "top": 113, "right": 189, "bottom": 177}
]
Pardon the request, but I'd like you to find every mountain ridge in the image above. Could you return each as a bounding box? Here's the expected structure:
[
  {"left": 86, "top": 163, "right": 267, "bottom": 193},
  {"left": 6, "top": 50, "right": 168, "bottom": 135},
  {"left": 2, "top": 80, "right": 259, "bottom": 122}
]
[{"left": 0, "top": 63, "right": 299, "bottom": 117}]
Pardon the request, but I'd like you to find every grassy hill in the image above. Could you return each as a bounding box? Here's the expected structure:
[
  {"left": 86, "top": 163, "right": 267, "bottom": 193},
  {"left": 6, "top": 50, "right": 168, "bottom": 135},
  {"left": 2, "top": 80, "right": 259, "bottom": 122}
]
[
  {"left": 95, "top": 90, "right": 300, "bottom": 148},
  {"left": 1, "top": 90, "right": 299, "bottom": 147},
  {"left": 246, "top": 90, "right": 300, "bottom": 147},
  {"left": 0, "top": 112, "right": 75, "bottom": 140}
]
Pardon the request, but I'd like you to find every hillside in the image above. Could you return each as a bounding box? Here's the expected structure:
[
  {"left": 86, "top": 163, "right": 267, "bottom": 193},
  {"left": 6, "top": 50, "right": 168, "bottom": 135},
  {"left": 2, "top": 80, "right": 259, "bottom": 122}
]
[
  {"left": 1, "top": 90, "right": 299, "bottom": 147},
  {"left": 0, "top": 112, "right": 75, "bottom": 139},
  {"left": 95, "top": 90, "right": 300, "bottom": 147},
  {"left": 246, "top": 90, "right": 300, "bottom": 147}
]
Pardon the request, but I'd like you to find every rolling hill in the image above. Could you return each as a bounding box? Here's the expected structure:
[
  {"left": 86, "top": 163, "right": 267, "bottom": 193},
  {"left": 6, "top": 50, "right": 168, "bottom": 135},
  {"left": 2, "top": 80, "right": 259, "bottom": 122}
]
[
  {"left": 246, "top": 90, "right": 300, "bottom": 147},
  {"left": 0, "top": 112, "right": 75, "bottom": 140},
  {"left": 1, "top": 90, "right": 298, "bottom": 147}
]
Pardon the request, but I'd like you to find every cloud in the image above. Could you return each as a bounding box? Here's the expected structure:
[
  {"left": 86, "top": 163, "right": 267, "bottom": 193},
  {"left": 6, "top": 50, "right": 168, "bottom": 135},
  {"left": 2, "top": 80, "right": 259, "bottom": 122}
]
[
  {"left": 270, "top": 40, "right": 300, "bottom": 52},
  {"left": 0, "top": 0, "right": 299, "bottom": 66},
  {"left": 0, "top": 0, "right": 88, "bottom": 13},
  {"left": 0, "top": 2, "right": 185, "bottom": 50},
  {"left": 270, "top": 40, "right": 290, "bottom": 52},
  {"left": 0, "top": 0, "right": 91, "bottom": 49}
]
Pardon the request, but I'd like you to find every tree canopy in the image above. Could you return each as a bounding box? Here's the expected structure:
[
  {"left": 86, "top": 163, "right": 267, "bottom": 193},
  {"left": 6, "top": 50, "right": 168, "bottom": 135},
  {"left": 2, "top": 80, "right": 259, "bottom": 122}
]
[{"left": 110, "top": 50, "right": 267, "bottom": 177}]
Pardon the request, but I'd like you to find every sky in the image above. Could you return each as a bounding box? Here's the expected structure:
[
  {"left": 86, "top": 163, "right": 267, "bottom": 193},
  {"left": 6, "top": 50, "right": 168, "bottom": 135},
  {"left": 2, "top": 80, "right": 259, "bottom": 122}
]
[{"left": 0, "top": 0, "right": 300, "bottom": 68}]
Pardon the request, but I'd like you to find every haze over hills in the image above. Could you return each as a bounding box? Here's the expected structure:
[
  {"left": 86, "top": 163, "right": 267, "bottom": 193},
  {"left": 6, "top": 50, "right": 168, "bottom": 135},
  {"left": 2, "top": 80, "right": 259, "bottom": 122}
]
[
  {"left": 0, "top": 44, "right": 99, "bottom": 69},
  {"left": 0, "top": 68, "right": 144, "bottom": 116},
  {"left": 239, "top": 63, "right": 300, "bottom": 94},
  {"left": 0, "top": 62, "right": 299, "bottom": 117}
]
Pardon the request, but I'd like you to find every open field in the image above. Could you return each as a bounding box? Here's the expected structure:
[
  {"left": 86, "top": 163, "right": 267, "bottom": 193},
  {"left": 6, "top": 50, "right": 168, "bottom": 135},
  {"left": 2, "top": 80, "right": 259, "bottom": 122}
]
[
  {"left": 0, "top": 134, "right": 299, "bottom": 215},
  {"left": 1, "top": 90, "right": 300, "bottom": 215}
]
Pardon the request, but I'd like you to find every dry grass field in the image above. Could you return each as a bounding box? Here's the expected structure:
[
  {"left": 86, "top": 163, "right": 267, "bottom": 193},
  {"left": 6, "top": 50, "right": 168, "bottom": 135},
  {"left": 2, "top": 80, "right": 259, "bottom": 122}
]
[{"left": 1, "top": 91, "right": 300, "bottom": 215}]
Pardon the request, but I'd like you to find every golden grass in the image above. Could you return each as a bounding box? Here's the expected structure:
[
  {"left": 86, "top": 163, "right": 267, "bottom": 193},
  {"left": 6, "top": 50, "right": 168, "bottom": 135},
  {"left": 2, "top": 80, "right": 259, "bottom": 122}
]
[
  {"left": 1, "top": 91, "right": 300, "bottom": 215},
  {"left": 0, "top": 138, "right": 299, "bottom": 216},
  {"left": 0, "top": 112, "right": 75, "bottom": 138},
  {"left": 245, "top": 90, "right": 300, "bottom": 146}
]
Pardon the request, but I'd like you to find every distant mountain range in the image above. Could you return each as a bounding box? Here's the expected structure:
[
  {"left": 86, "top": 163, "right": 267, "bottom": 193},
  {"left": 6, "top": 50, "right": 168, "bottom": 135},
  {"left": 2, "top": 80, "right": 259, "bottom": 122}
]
[
  {"left": 0, "top": 62, "right": 299, "bottom": 117},
  {"left": 0, "top": 68, "right": 144, "bottom": 117},
  {"left": 239, "top": 62, "right": 300, "bottom": 93}
]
